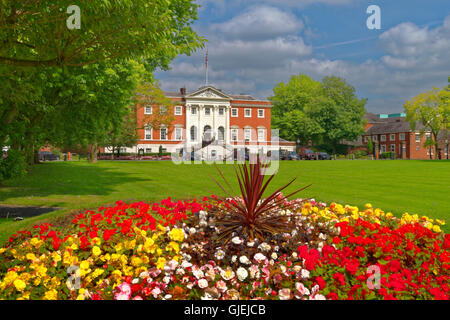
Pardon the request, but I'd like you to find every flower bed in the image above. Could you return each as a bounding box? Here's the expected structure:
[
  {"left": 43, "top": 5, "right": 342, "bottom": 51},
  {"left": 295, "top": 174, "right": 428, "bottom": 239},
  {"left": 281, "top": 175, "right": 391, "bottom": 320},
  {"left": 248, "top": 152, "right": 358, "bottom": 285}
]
[{"left": 0, "top": 197, "right": 448, "bottom": 300}]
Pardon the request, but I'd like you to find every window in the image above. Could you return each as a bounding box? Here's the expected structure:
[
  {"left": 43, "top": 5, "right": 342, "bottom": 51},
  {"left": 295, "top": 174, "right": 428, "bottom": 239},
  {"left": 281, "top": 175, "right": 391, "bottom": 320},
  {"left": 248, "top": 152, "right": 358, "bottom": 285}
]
[
  {"left": 415, "top": 133, "right": 421, "bottom": 143},
  {"left": 174, "top": 106, "right": 182, "bottom": 116},
  {"left": 205, "top": 107, "right": 211, "bottom": 116},
  {"left": 203, "top": 126, "right": 212, "bottom": 141},
  {"left": 219, "top": 108, "right": 225, "bottom": 116},
  {"left": 258, "top": 109, "right": 265, "bottom": 118},
  {"left": 145, "top": 148, "right": 152, "bottom": 153},
  {"left": 191, "top": 107, "right": 197, "bottom": 115},
  {"left": 218, "top": 127, "right": 225, "bottom": 141},
  {"left": 244, "top": 109, "right": 252, "bottom": 118},
  {"left": 381, "top": 145, "right": 386, "bottom": 153},
  {"left": 364, "top": 136, "right": 369, "bottom": 143},
  {"left": 390, "top": 144, "right": 395, "bottom": 152},
  {"left": 425, "top": 133, "right": 431, "bottom": 140},
  {"left": 372, "top": 135, "right": 377, "bottom": 142},
  {"left": 381, "top": 135, "right": 386, "bottom": 142},
  {"left": 190, "top": 126, "right": 197, "bottom": 141},
  {"left": 145, "top": 128, "right": 152, "bottom": 140},
  {"left": 257, "top": 128, "right": 266, "bottom": 142},
  {"left": 244, "top": 128, "right": 252, "bottom": 141},
  {"left": 160, "top": 128, "right": 168, "bottom": 140},
  {"left": 390, "top": 134, "right": 396, "bottom": 141},
  {"left": 231, "top": 108, "right": 238, "bottom": 117},
  {"left": 211, "top": 150, "right": 217, "bottom": 158},
  {"left": 175, "top": 128, "right": 182, "bottom": 141},
  {"left": 399, "top": 133, "right": 405, "bottom": 141},
  {"left": 231, "top": 129, "right": 238, "bottom": 142},
  {"left": 144, "top": 106, "right": 153, "bottom": 115}
]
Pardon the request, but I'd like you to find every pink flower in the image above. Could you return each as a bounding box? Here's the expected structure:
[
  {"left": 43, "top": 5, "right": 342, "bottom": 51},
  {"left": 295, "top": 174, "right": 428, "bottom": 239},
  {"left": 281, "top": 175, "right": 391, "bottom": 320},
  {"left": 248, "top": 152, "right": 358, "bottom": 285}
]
[{"left": 279, "top": 288, "right": 291, "bottom": 300}]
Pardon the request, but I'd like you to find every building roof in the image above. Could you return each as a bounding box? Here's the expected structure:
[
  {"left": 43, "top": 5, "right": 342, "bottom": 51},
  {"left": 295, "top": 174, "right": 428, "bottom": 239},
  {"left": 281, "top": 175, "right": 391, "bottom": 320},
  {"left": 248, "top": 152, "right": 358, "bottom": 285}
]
[
  {"left": 164, "top": 86, "right": 268, "bottom": 102},
  {"left": 365, "top": 119, "right": 425, "bottom": 135}
]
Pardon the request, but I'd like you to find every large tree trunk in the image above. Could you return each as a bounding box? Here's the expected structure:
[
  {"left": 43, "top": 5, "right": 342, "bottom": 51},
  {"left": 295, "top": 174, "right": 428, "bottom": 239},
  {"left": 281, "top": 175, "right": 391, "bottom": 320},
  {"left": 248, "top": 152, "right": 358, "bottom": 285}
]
[{"left": 89, "top": 144, "right": 98, "bottom": 163}]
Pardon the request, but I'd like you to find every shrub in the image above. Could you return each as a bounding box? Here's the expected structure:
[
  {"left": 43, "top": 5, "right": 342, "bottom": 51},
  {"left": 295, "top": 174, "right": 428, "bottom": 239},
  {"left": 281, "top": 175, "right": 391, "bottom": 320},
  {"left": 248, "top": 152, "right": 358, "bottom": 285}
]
[{"left": 0, "top": 149, "right": 27, "bottom": 181}]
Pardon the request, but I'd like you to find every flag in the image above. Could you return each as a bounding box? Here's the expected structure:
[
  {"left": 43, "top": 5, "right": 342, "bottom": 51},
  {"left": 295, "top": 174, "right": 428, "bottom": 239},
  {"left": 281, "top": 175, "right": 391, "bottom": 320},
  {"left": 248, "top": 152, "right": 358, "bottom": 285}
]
[{"left": 205, "top": 49, "right": 208, "bottom": 69}]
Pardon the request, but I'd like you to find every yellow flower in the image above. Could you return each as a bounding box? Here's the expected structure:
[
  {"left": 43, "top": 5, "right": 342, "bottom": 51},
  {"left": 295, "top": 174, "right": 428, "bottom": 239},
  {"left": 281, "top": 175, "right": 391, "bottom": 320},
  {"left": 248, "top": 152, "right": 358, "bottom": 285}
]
[
  {"left": 0, "top": 248, "right": 7, "bottom": 254},
  {"left": 80, "top": 260, "right": 90, "bottom": 270},
  {"left": 70, "top": 243, "right": 78, "bottom": 251},
  {"left": 91, "top": 237, "right": 101, "bottom": 246},
  {"left": 26, "top": 253, "right": 37, "bottom": 261},
  {"left": 166, "top": 241, "right": 180, "bottom": 254},
  {"left": 168, "top": 228, "right": 184, "bottom": 242},
  {"left": 432, "top": 225, "right": 442, "bottom": 233},
  {"left": 131, "top": 256, "right": 143, "bottom": 267},
  {"left": 156, "top": 257, "right": 166, "bottom": 270},
  {"left": 13, "top": 279, "right": 26, "bottom": 291},
  {"left": 92, "top": 246, "right": 102, "bottom": 257},
  {"left": 43, "top": 289, "right": 58, "bottom": 300}
]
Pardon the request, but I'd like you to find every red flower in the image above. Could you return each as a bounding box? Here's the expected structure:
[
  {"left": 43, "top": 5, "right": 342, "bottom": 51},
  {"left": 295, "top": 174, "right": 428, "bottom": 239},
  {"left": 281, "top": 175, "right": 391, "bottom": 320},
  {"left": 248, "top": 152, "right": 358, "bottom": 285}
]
[
  {"left": 316, "top": 276, "right": 326, "bottom": 290},
  {"left": 332, "top": 237, "right": 341, "bottom": 244}
]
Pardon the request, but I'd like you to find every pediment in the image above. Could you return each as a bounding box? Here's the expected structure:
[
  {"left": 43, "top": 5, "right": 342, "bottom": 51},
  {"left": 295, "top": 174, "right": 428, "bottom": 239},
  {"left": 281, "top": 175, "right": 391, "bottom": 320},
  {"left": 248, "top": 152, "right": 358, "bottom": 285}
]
[{"left": 186, "top": 86, "right": 231, "bottom": 100}]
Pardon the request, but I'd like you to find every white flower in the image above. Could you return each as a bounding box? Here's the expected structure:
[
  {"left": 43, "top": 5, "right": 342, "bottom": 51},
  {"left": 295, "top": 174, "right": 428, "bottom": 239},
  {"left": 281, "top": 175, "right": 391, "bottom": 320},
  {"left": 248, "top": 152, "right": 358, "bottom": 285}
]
[
  {"left": 312, "top": 294, "right": 326, "bottom": 300},
  {"left": 198, "top": 278, "right": 208, "bottom": 289},
  {"left": 237, "top": 267, "right": 248, "bottom": 281},
  {"left": 249, "top": 265, "right": 260, "bottom": 279},
  {"left": 231, "top": 237, "right": 243, "bottom": 245},
  {"left": 291, "top": 252, "right": 298, "bottom": 259},
  {"left": 247, "top": 241, "right": 255, "bottom": 247},
  {"left": 220, "top": 267, "right": 235, "bottom": 281},
  {"left": 181, "top": 261, "right": 192, "bottom": 268},
  {"left": 189, "top": 228, "right": 197, "bottom": 235},
  {"left": 215, "top": 280, "right": 228, "bottom": 292},
  {"left": 201, "top": 292, "right": 214, "bottom": 300},
  {"left": 199, "top": 220, "right": 207, "bottom": 227},
  {"left": 319, "top": 233, "right": 327, "bottom": 240},
  {"left": 164, "top": 294, "right": 172, "bottom": 300},
  {"left": 279, "top": 288, "right": 291, "bottom": 300},
  {"left": 258, "top": 243, "right": 271, "bottom": 252},
  {"left": 163, "top": 276, "right": 171, "bottom": 284},
  {"left": 295, "top": 282, "right": 310, "bottom": 296},
  {"left": 301, "top": 269, "right": 310, "bottom": 279},
  {"left": 176, "top": 268, "right": 185, "bottom": 275},
  {"left": 132, "top": 278, "right": 139, "bottom": 284},
  {"left": 253, "top": 253, "right": 267, "bottom": 263},
  {"left": 215, "top": 250, "right": 225, "bottom": 260},
  {"left": 231, "top": 255, "right": 237, "bottom": 263},
  {"left": 239, "top": 256, "right": 251, "bottom": 265},
  {"left": 271, "top": 252, "right": 278, "bottom": 260}
]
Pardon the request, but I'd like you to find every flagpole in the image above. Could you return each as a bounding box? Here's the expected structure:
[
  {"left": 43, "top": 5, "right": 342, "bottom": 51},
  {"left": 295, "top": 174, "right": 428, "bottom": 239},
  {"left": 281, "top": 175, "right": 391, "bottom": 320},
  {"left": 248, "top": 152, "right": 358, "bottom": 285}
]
[{"left": 205, "top": 48, "right": 208, "bottom": 86}]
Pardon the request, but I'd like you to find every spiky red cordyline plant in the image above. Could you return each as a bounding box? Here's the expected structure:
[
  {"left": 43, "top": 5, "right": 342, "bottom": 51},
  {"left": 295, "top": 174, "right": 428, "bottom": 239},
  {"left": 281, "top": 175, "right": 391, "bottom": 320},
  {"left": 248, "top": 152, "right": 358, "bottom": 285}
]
[{"left": 211, "top": 157, "right": 311, "bottom": 243}]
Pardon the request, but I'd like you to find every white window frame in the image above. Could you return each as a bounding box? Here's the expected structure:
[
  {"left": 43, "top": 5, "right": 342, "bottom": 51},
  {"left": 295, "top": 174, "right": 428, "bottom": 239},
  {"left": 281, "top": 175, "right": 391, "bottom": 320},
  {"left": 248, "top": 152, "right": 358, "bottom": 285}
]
[
  {"left": 145, "top": 128, "right": 152, "bottom": 140},
  {"left": 144, "top": 106, "right": 153, "bottom": 115},
  {"left": 175, "top": 127, "right": 182, "bottom": 141},
  {"left": 219, "top": 108, "right": 225, "bottom": 116},
  {"left": 399, "top": 133, "right": 405, "bottom": 141},
  {"left": 390, "top": 144, "right": 395, "bottom": 152},
  {"left": 390, "top": 134, "right": 396, "bottom": 141},
  {"left": 191, "top": 107, "right": 197, "bottom": 115},
  {"left": 372, "top": 135, "right": 377, "bottom": 142},
  {"left": 415, "top": 133, "right": 421, "bottom": 143},
  {"left": 204, "top": 107, "right": 211, "bottom": 116},
  {"left": 244, "top": 108, "right": 252, "bottom": 118},
  {"left": 381, "top": 135, "right": 386, "bottom": 142},
  {"left": 174, "top": 106, "right": 182, "bottom": 116},
  {"left": 258, "top": 109, "right": 265, "bottom": 118},
  {"left": 145, "top": 148, "right": 152, "bottom": 153},
  {"left": 381, "top": 145, "right": 386, "bottom": 153},
  {"left": 244, "top": 128, "right": 252, "bottom": 141},
  {"left": 257, "top": 128, "right": 266, "bottom": 142},
  {"left": 160, "top": 128, "right": 168, "bottom": 141},
  {"left": 231, "top": 129, "right": 238, "bottom": 142},
  {"left": 231, "top": 108, "right": 238, "bottom": 117},
  {"left": 159, "top": 106, "right": 167, "bottom": 115},
  {"left": 364, "top": 136, "right": 368, "bottom": 143}
]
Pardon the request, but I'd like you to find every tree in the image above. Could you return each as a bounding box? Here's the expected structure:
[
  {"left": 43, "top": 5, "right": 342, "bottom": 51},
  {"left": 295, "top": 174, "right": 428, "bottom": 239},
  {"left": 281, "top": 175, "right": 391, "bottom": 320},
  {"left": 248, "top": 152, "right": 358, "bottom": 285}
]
[
  {"left": 310, "top": 76, "right": 367, "bottom": 154},
  {"left": 47, "top": 60, "right": 147, "bottom": 163},
  {"left": 0, "top": 1, "right": 204, "bottom": 68},
  {"left": 270, "top": 74, "right": 367, "bottom": 153},
  {"left": 404, "top": 87, "right": 448, "bottom": 159}
]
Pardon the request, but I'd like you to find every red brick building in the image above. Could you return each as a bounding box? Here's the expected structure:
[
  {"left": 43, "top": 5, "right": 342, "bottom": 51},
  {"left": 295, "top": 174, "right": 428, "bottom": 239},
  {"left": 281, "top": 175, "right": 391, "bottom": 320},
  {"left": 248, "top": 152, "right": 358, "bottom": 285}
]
[
  {"left": 361, "top": 113, "right": 439, "bottom": 159},
  {"left": 111, "top": 86, "right": 291, "bottom": 159}
]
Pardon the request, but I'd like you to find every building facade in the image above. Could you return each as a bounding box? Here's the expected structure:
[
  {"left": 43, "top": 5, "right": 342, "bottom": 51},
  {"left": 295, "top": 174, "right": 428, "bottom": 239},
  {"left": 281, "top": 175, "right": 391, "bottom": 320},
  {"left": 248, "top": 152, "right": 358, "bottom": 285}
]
[
  {"left": 119, "top": 86, "right": 285, "bottom": 159},
  {"left": 360, "top": 113, "right": 443, "bottom": 159}
]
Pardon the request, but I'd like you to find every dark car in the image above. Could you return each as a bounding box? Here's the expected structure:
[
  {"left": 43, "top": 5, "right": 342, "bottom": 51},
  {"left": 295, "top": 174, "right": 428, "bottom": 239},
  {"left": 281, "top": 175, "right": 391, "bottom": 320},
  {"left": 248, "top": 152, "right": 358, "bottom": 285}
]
[
  {"left": 300, "top": 149, "right": 316, "bottom": 160},
  {"left": 318, "top": 152, "right": 332, "bottom": 160},
  {"left": 283, "top": 151, "right": 300, "bottom": 160},
  {"left": 39, "top": 151, "right": 60, "bottom": 161}
]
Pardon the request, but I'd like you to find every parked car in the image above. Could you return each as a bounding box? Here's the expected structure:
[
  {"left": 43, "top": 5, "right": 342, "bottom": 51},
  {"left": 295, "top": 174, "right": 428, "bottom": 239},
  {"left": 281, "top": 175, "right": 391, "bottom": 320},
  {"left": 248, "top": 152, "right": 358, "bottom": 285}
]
[
  {"left": 282, "top": 151, "right": 300, "bottom": 160},
  {"left": 300, "top": 149, "right": 316, "bottom": 160},
  {"left": 39, "top": 151, "right": 60, "bottom": 161},
  {"left": 318, "top": 152, "right": 332, "bottom": 160}
]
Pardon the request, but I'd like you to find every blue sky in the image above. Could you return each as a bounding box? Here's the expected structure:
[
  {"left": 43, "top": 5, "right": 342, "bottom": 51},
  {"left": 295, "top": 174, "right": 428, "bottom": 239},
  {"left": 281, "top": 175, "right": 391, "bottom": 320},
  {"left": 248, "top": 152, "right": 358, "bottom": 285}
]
[{"left": 155, "top": 0, "right": 450, "bottom": 114}]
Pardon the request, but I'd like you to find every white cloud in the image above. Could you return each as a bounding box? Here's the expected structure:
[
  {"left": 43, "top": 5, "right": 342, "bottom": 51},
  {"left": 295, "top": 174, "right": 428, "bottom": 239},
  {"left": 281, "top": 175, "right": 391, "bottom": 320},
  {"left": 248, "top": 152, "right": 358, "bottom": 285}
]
[{"left": 212, "top": 6, "right": 303, "bottom": 41}]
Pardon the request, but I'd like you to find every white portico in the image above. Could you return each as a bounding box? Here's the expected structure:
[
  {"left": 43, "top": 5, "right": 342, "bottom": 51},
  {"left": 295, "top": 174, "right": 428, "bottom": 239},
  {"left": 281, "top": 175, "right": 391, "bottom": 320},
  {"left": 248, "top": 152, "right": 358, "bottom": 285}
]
[{"left": 185, "top": 86, "right": 231, "bottom": 153}]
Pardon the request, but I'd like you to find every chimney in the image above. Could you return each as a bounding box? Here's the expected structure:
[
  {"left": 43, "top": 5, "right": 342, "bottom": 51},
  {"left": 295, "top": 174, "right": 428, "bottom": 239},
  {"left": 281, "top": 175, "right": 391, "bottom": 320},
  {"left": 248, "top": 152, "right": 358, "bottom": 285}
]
[{"left": 180, "top": 87, "right": 186, "bottom": 96}]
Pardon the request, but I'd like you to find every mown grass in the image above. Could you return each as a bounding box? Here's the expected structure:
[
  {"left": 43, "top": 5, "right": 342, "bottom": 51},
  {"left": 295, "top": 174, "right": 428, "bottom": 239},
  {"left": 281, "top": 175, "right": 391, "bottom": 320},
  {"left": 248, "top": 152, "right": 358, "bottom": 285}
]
[{"left": 0, "top": 159, "right": 449, "bottom": 244}]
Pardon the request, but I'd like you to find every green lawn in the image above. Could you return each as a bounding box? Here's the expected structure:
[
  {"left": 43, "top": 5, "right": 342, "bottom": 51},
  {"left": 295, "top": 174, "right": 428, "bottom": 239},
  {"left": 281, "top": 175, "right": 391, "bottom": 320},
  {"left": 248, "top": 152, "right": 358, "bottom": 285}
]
[{"left": 0, "top": 160, "right": 449, "bottom": 244}]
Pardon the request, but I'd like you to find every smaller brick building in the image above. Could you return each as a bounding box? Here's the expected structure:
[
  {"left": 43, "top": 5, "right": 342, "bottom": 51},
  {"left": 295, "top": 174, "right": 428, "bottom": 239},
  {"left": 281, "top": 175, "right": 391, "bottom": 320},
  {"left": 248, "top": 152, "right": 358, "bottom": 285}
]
[{"left": 361, "top": 113, "right": 439, "bottom": 160}]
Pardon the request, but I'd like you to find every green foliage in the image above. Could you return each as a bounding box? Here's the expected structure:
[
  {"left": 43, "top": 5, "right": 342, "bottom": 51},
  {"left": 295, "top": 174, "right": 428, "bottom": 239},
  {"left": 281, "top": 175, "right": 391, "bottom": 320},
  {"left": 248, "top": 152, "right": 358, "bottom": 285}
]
[
  {"left": 0, "top": 0, "right": 204, "bottom": 68},
  {"left": 270, "top": 74, "right": 367, "bottom": 152},
  {"left": 367, "top": 138, "right": 374, "bottom": 154},
  {"left": 0, "top": 149, "right": 27, "bottom": 180},
  {"left": 158, "top": 145, "right": 163, "bottom": 158},
  {"left": 381, "top": 152, "right": 396, "bottom": 159}
]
